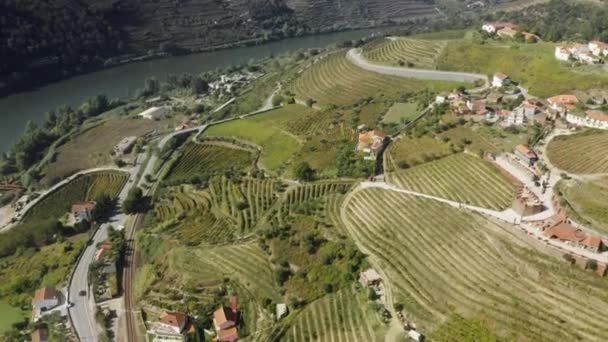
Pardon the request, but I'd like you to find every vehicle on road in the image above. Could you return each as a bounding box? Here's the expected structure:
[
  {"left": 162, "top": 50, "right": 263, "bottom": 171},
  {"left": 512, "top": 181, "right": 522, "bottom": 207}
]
[{"left": 79, "top": 290, "right": 86, "bottom": 296}]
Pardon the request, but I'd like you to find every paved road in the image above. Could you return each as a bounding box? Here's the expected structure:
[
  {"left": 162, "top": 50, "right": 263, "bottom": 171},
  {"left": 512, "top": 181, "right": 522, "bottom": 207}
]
[{"left": 347, "top": 49, "right": 488, "bottom": 84}]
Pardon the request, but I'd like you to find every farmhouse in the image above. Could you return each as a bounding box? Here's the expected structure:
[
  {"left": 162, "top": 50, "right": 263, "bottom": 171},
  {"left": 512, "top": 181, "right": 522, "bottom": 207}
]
[
  {"left": 213, "top": 296, "right": 240, "bottom": 342},
  {"left": 32, "top": 287, "right": 60, "bottom": 321},
  {"left": 114, "top": 136, "right": 137, "bottom": 156},
  {"left": 148, "top": 311, "right": 194, "bottom": 341},
  {"left": 492, "top": 73, "right": 510, "bottom": 88},
  {"left": 555, "top": 46, "right": 571, "bottom": 61},
  {"left": 589, "top": 40, "right": 608, "bottom": 57},
  {"left": 547, "top": 95, "right": 578, "bottom": 114},
  {"left": 138, "top": 106, "right": 169, "bottom": 120},
  {"left": 512, "top": 186, "right": 544, "bottom": 216},
  {"left": 543, "top": 221, "right": 605, "bottom": 253},
  {"left": 71, "top": 201, "right": 97, "bottom": 224},
  {"left": 566, "top": 110, "right": 608, "bottom": 130},
  {"left": 31, "top": 328, "right": 49, "bottom": 342},
  {"left": 357, "top": 129, "right": 386, "bottom": 155},
  {"left": 482, "top": 22, "right": 517, "bottom": 34},
  {"left": 466, "top": 99, "right": 487, "bottom": 113},
  {"left": 514, "top": 144, "right": 537, "bottom": 166},
  {"left": 359, "top": 268, "right": 382, "bottom": 287}
]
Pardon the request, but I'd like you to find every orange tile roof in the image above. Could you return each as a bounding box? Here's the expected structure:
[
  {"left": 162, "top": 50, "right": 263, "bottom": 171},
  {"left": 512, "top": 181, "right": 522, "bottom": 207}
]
[
  {"left": 218, "top": 326, "right": 239, "bottom": 342},
  {"left": 515, "top": 144, "right": 536, "bottom": 158},
  {"left": 71, "top": 201, "right": 97, "bottom": 214},
  {"left": 543, "top": 221, "right": 603, "bottom": 250},
  {"left": 159, "top": 311, "right": 188, "bottom": 329},
  {"left": 497, "top": 27, "right": 518, "bottom": 37},
  {"left": 214, "top": 307, "right": 237, "bottom": 328},
  {"left": 31, "top": 328, "right": 49, "bottom": 342},
  {"left": 32, "top": 287, "right": 58, "bottom": 305},
  {"left": 548, "top": 95, "right": 578, "bottom": 106},
  {"left": 494, "top": 73, "right": 509, "bottom": 80},
  {"left": 587, "top": 110, "right": 608, "bottom": 122}
]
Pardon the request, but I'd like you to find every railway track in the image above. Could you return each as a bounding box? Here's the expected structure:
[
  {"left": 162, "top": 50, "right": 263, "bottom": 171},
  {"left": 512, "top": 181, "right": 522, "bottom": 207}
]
[{"left": 123, "top": 213, "right": 145, "bottom": 342}]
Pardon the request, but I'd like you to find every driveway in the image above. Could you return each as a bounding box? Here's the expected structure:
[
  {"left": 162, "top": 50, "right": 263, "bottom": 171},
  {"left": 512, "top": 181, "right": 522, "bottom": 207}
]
[{"left": 346, "top": 49, "right": 488, "bottom": 84}]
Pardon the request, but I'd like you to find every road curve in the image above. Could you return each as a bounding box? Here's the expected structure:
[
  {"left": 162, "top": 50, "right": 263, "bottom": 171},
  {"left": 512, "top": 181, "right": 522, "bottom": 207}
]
[{"left": 346, "top": 48, "right": 488, "bottom": 84}]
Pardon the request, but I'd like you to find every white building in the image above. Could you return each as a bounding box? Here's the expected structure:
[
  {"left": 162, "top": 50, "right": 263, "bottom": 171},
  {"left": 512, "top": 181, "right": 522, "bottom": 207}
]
[
  {"left": 482, "top": 22, "right": 516, "bottom": 34},
  {"left": 589, "top": 40, "right": 608, "bottom": 57},
  {"left": 149, "top": 312, "right": 190, "bottom": 341},
  {"left": 276, "top": 303, "right": 288, "bottom": 320},
  {"left": 555, "top": 46, "right": 571, "bottom": 61},
  {"left": 407, "top": 330, "right": 425, "bottom": 342},
  {"left": 32, "top": 287, "right": 60, "bottom": 321},
  {"left": 435, "top": 93, "right": 447, "bottom": 104},
  {"left": 359, "top": 268, "right": 382, "bottom": 287},
  {"left": 566, "top": 111, "right": 608, "bottom": 130},
  {"left": 138, "top": 106, "right": 169, "bottom": 120},
  {"left": 492, "top": 73, "right": 511, "bottom": 88}
]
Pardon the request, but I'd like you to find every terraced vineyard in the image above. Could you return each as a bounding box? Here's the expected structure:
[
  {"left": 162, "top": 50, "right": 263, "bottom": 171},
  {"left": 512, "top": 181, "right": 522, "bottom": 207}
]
[
  {"left": 363, "top": 38, "right": 446, "bottom": 68},
  {"left": 166, "top": 142, "right": 255, "bottom": 182},
  {"left": 385, "top": 136, "right": 453, "bottom": 172},
  {"left": 282, "top": 181, "right": 354, "bottom": 214},
  {"left": 387, "top": 153, "right": 517, "bottom": 210},
  {"left": 23, "top": 171, "right": 128, "bottom": 222},
  {"left": 547, "top": 130, "right": 608, "bottom": 174},
  {"left": 343, "top": 187, "right": 608, "bottom": 340},
  {"left": 271, "top": 286, "right": 385, "bottom": 342},
  {"left": 292, "top": 52, "right": 457, "bottom": 106}
]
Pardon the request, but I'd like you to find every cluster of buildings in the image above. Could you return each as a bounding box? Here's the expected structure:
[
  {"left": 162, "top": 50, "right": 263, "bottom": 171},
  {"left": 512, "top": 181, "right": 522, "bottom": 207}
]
[
  {"left": 482, "top": 22, "right": 540, "bottom": 41},
  {"left": 566, "top": 110, "right": 608, "bottom": 130},
  {"left": 555, "top": 41, "right": 608, "bottom": 64},
  {"left": 209, "top": 72, "right": 263, "bottom": 95}
]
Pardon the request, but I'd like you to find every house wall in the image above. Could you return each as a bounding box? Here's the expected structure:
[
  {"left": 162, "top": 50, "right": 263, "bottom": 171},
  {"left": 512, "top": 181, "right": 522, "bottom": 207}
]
[{"left": 33, "top": 298, "right": 59, "bottom": 311}]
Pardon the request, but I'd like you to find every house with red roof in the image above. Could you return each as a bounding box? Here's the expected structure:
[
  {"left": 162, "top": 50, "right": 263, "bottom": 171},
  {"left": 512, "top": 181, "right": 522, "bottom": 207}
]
[
  {"left": 357, "top": 129, "right": 386, "bottom": 156},
  {"left": 547, "top": 95, "right": 578, "bottom": 114},
  {"left": 213, "top": 296, "right": 240, "bottom": 342},
  {"left": 482, "top": 22, "right": 517, "bottom": 34},
  {"left": 71, "top": 201, "right": 97, "bottom": 224},
  {"left": 543, "top": 221, "right": 605, "bottom": 253},
  {"left": 514, "top": 144, "right": 538, "bottom": 166},
  {"left": 148, "top": 311, "right": 194, "bottom": 341},
  {"left": 32, "top": 287, "right": 60, "bottom": 321}
]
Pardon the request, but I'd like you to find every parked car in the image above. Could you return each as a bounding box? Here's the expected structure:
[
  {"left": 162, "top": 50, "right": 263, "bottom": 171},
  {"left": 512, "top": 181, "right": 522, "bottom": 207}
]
[{"left": 79, "top": 290, "right": 86, "bottom": 296}]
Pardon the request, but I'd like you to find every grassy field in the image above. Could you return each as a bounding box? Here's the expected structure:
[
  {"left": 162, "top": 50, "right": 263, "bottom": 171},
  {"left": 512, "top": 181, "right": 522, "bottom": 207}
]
[
  {"left": 363, "top": 38, "right": 446, "bottom": 68},
  {"left": 557, "top": 178, "right": 608, "bottom": 235},
  {"left": 292, "top": 52, "right": 461, "bottom": 106},
  {"left": 205, "top": 105, "right": 313, "bottom": 171},
  {"left": 23, "top": 171, "right": 128, "bottom": 223},
  {"left": 439, "top": 126, "right": 501, "bottom": 154},
  {"left": 343, "top": 188, "right": 608, "bottom": 340},
  {"left": 438, "top": 41, "right": 608, "bottom": 98},
  {"left": 547, "top": 130, "right": 608, "bottom": 174},
  {"left": 0, "top": 301, "right": 25, "bottom": 334},
  {"left": 41, "top": 117, "right": 172, "bottom": 186},
  {"left": 383, "top": 102, "right": 419, "bottom": 124},
  {"left": 270, "top": 286, "right": 386, "bottom": 342},
  {"left": 387, "top": 153, "right": 518, "bottom": 210},
  {"left": 385, "top": 136, "right": 453, "bottom": 172},
  {"left": 166, "top": 142, "right": 255, "bottom": 183}
]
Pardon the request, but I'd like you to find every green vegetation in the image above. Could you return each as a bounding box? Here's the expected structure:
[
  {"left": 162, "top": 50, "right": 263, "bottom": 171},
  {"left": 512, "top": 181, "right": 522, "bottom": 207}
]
[
  {"left": 343, "top": 188, "right": 608, "bottom": 340},
  {"left": 205, "top": 106, "right": 309, "bottom": 171},
  {"left": 430, "top": 314, "right": 508, "bottom": 342},
  {"left": 383, "top": 102, "right": 419, "bottom": 124},
  {"left": 363, "top": 38, "right": 446, "bottom": 68},
  {"left": 547, "top": 130, "right": 608, "bottom": 174},
  {"left": 0, "top": 301, "right": 25, "bottom": 334},
  {"left": 438, "top": 40, "right": 608, "bottom": 98},
  {"left": 556, "top": 178, "right": 608, "bottom": 235},
  {"left": 292, "top": 52, "right": 460, "bottom": 106},
  {"left": 270, "top": 286, "right": 386, "bottom": 341},
  {"left": 165, "top": 142, "right": 255, "bottom": 184},
  {"left": 388, "top": 153, "right": 518, "bottom": 210},
  {"left": 385, "top": 135, "right": 453, "bottom": 172}
]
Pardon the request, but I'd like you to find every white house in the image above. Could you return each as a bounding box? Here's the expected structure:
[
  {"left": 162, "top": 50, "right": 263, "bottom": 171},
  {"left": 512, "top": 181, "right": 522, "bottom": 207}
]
[
  {"left": 589, "top": 40, "right": 608, "bottom": 57},
  {"left": 276, "top": 303, "right": 288, "bottom": 320},
  {"left": 435, "top": 93, "right": 447, "bottom": 104},
  {"left": 566, "top": 111, "right": 608, "bottom": 130},
  {"left": 482, "top": 22, "right": 516, "bottom": 34},
  {"left": 407, "top": 330, "right": 425, "bottom": 342},
  {"left": 492, "top": 73, "right": 511, "bottom": 88},
  {"left": 149, "top": 311, "right": 191, "bottom": 341},
  {"left": 138, "top": 106, "right": 169, "bottom": 120},
  {"left": 555, "top": 46, "right": 571, "bottom": 61},
  {"left": 505, "top": 111, "right": 528, "bottom": 126},
  {"left": 514, "top": 103, "right": 536, "bottom": 118},
  {"left": 32, "top": 287, "right": 60, "bottom": 321},
  {"left": 579, "top": 51, "right": 601, "bottom": 64}
]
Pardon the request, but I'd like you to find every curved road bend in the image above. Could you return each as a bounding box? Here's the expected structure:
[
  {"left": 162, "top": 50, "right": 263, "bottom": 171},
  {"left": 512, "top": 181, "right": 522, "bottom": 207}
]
[{"left": 346, "top": 48, "right": 488, "bottom": 85}]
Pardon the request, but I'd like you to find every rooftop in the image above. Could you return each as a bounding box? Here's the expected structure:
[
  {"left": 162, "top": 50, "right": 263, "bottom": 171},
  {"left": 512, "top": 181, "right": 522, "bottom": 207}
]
[{"left": 32, "top": 287, "right": 59, "bottom": 305}]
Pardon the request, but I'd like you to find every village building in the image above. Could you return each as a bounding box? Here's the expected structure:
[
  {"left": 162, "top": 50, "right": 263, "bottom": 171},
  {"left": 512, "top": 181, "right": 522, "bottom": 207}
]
[
  {"left": 514, "top": 144, "right": 538, "bottom": 166},
  {"left": 514, "top": 102, "right": 537, "bottom": 118},
  {"left": 32, "top": 287, "right": 60, "bottom": 321},
  {"left": 555, "top": 46, "right": 571, "bottom": 61},
  {"left": 435, "top": 93, "right": 447, "bottom": 104},
  {"left": 556, "top": 44, "right": 601, "bottom": 64},
  {"left": 138, "top": 106, "right": 169, "bottom": 120},
  {"left": 512, "top": 186, "right": 544, "bottom": 216},
  {"left": 504, "top": 111, "right": 528, "bottom": 127},
  {"left": 589, "top": 40, "right": 608, "bottom": 57},
  {"left": 466, "top": 99, "right": 487, "bottom": 114},
  {"left": 114, "top": 136, "right": 137, "bottom": 156},
  {"left": 566, "top": 110, "right": 608, "bottom": 130},
  {"left": 213, "top": 296, "right": 240, "bottom": 342},
  {"left": 95, "top": 242, "right": 113, "bottom": 261},
  {"left": 547, "top": 95, "right": 578, "bottom": 114},
  {"left": 497, "top": 27, "right": 518, "bottom": 38},
  {"left": 543, "top": 221, "right": 605, "bottom": 253},
  {"left": 148, "top": 311, "right": 194, "bottom": 341},
  {"left": 359, "top": 268, "right": 382, "bottom": 287},
  {"left": 492, "top": 73, "right": 511, "bottom": 88},
  {"left": 71, "top": 201, "right": 97, "bottom": 224},
  {"left": 31, "top": 328, "right": 49, "bottom": 342},
  {"left": 407, "top": 330, "right": 425, "bottom": 342},
  {"left": 276, "top": 303, "right": 288, "bottom": 321},
  {"left": 482, "top": 22, "right": 517, "bottom": 34},
  {"left": 357, "top": 129, "right": 386, "bottom": 155}
]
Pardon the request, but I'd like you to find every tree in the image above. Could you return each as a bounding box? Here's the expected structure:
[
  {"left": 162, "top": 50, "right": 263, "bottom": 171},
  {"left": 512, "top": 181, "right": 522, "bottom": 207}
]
[
  {"left": 586, "top": 259, "right": 598, "bottom": 271},
  {"left": 191, "top": 78, "right": 209, "bottom": 94},
  {"left": 305, "top": 98, "right": 314, "bottom": 108},
  {"left": 272, "top": 94, "right": 284, "bottom": 107},
  {"left": 294, "top": 162, "right": 315, "bottom": 182},
  {"left": 123, "top": 187, "right": 146, "bottom": 214}
]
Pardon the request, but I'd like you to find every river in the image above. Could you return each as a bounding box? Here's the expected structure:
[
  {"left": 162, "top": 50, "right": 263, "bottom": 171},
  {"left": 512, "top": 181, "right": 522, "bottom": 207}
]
[{"left": 0, "top": 28, "right": 390, "bottom": 153}]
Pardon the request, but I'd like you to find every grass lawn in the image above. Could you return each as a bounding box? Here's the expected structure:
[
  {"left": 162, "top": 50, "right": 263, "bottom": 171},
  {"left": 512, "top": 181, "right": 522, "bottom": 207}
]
[
  {"left": 383, "top": 102, "right": 419, "bottom": 124},
  {"left": 438, "top": 41, "right": 608, "bottom": 98},
  {"left": 205, "top": 105, "right": 310, "bottom": 172},
  {"left": 439, "top": 126, "right": 500, "bottom": 154},
  {"left": 386, "top": 135, "right": 453, "bottom": 172},
  {"left": 0, "top": 301, "right": 25, "bottom": 334},
  {"left": 558, "top": 178, "right": 608, "bottom": 235}
]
